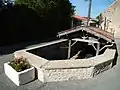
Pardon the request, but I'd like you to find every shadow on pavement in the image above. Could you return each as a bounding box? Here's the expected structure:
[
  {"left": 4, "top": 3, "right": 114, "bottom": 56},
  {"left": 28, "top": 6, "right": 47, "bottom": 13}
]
[
  {"left": 0, "top": 37, "right": 57, "bottom": 55},
  {"left": 112, "top": 44, "right": 118, "bottom": 67}
]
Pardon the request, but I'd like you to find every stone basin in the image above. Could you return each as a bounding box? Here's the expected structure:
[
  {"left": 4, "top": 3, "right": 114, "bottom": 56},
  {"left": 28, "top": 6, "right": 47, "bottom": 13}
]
[{"left": 14, "top": 39, "right": 116, "bottom": 82}]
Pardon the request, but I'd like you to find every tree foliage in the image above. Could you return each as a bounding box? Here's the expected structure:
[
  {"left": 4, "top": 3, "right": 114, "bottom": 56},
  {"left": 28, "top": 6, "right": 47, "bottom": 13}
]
[
  {"left": 15, "top": 0, "right": 74, "bottom": 16},
  {"left": 0, "top": 0, "right": 75, "bottom": 46},
  {"left": 15, "top": 0, "right": 75, "bottom": 30}
]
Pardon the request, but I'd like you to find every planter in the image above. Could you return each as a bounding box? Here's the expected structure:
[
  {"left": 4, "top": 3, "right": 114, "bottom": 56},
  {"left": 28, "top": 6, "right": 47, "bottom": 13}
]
[{"left": 4, "top": 62, "right": 35, "bottom": 86}]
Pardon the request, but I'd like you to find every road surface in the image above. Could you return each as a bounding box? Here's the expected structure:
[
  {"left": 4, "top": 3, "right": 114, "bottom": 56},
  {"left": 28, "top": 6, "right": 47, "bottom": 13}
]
[{"left": 0, "top": 38, "right": 120, "bottom": 90}]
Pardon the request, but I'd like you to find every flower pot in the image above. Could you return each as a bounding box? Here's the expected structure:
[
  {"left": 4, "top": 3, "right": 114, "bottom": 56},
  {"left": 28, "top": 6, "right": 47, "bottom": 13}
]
[{"left": 4, "top": 62, "right": 35, "bottom": 86}]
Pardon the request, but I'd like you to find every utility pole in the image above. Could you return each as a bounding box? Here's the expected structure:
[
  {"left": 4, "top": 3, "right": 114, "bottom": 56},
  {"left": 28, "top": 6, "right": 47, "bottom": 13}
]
[{"left": 86, "top": 0, "right": 92, "bottom": 26}]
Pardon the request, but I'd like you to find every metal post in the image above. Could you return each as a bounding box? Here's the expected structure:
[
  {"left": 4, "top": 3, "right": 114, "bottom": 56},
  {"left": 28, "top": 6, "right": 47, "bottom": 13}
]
[
  {"left": 87, "top": 0, "right": 92, "bottom": 26},
  {"left": 96, "top": 43, "right": 100, "bottom": 56},
  {"left": 68, "top": 39, "right": 71, "bottom": 59}
]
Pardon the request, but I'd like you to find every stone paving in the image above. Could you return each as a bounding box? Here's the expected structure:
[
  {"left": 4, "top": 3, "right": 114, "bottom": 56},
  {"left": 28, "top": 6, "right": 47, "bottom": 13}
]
[{"left": 0, "top": 38, "right": 120, "bottom": 90}]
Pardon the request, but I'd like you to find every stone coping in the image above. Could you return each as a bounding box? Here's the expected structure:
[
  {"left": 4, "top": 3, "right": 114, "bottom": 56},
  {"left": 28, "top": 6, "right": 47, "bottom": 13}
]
[
  {"left": 89, "top": 49, "right": 116, "bottom": 65},
  {"left": 42, "top": 59, "right": 94, "bottom": 69},
  {"left": 42, "top": 49, "right": 116, "bottom": 69},
  {"left": 14, "top": 48, "right": 116, "bottom": 70},
  {"left": 14, "top": 50, "right": 49, "bottom": 69},
  {"left": 24, "top": 39, "right": 68, "bottom": 51}
]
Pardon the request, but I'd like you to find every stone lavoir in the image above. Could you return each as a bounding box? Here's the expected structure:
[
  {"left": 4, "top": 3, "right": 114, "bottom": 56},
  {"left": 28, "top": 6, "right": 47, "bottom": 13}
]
[
  {"left": 6, "top": 25, "right": 117, "bottom": 84},
  {"left": 14, "top": 38, "right": 116, "bottom": 82}
]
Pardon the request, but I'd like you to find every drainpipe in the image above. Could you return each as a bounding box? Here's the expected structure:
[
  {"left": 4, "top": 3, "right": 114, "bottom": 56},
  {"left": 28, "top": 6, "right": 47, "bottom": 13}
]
[{"left": 99, "top": 42, "right": 114, "bottom": 52}]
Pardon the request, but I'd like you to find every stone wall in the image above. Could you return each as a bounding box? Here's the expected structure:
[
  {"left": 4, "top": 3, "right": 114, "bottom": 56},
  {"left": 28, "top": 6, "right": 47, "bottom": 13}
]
[
  {"left": 93, "top": 60, "right": 112, "bottom": 77},
  {"left": 38, "top": 59, "right": 113, "bottom": 82},
  {"left": 41, "top": 67, "right": 94, "bottom": 82},
  {"left": 101, "top": 0, "right": 120, "bottom": 38}
]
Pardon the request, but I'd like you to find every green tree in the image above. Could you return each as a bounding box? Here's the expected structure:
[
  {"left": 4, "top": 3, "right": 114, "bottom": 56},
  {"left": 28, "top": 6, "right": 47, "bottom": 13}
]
[
  {"left": 0, "top": 0, "right": 74, "bottom": 45},
  {"left": 15, "top": 0, "right": 75, "bottom": 31}
]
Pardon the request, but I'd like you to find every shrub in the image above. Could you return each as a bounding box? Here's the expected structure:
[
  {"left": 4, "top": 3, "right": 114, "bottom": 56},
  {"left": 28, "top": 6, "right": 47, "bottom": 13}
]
[{"left": 9, "top": 56, "right": 31, "bottom": 72}]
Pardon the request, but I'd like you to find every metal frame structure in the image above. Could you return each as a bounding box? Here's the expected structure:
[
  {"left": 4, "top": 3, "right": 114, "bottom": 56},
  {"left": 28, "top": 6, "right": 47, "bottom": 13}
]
[
  {"left": 66, "top": 38, "right": 100, "bottom": 59},
  {"left": 57, "top": 26, "right": 114, "bottom": 42}
]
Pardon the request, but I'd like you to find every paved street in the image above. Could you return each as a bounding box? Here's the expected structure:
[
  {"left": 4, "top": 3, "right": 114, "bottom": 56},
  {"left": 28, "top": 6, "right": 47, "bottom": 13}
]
[{"left": 0, "top": 38, "right": 120, "bottom": 90}]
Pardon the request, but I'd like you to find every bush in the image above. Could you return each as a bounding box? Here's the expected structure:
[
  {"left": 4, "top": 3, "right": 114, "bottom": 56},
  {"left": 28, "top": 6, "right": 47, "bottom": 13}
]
[{"left": 9, "top": 56, "right": 31, "bottom": 72}]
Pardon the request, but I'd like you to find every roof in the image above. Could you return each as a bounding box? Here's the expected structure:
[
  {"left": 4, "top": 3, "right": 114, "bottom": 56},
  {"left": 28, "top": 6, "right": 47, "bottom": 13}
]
[
  {"left": 57, "top": 26, "right": 114, "bottom": 42},
  {"left": 72, "top": 15, "right": 88, "bottom": 21}
]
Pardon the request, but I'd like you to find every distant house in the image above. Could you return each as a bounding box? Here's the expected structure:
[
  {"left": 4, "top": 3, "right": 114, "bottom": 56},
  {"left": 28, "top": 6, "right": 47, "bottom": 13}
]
[
  {"left": 72, "top": 15, "right": 98, "bottom": 27},
  {"left": 72, "top": 15, "right": 88, "bottom": 27}
]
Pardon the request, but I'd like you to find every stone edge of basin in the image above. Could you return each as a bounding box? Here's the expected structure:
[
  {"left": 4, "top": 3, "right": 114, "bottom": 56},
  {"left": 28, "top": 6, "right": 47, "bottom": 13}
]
[
  {"left": 13, "top": 48, "right": 116, "bottom": 82},
  {"left": 13, "top": 48, "right": 116, "bottom": 70}
]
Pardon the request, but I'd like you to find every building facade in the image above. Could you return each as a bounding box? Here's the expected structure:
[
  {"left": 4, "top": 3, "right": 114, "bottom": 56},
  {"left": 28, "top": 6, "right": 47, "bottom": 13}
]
[{"left": 100, "top": 0, "right": 120, "bottom": 38}]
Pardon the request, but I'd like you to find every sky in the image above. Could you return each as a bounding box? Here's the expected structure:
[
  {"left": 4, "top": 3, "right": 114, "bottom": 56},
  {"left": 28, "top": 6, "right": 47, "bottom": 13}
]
[{"left": 70, "top": 0, "right": 115, "bottom": 18}]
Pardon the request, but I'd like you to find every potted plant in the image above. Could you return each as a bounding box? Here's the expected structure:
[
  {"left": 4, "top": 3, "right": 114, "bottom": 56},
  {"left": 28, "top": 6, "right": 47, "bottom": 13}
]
[{"left": 4, "top": 56, "right": 35, "bottom": 86}]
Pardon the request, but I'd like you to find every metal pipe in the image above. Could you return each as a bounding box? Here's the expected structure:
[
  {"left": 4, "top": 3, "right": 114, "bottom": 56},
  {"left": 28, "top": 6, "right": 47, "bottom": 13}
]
[
  {"left": 71, "top": 41, "right": 77, "bottom": 47},
  {"left": 91, "top": 43, "right": 97, "bottom": 50},
  {"left": 99, "top": 43, "right": 114, "bottom": 52},
  {"left": 68, "top": 40, "right": 71, "bottom": 59},
  {"left": 96, "top": 43, "right": 100, "bottom": 56}
]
